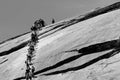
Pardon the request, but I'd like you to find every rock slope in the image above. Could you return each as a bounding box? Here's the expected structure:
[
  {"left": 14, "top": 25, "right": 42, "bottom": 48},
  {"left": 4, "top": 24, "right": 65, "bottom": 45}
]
[{"left": 1, "top": 2, "right": 120, "bottom": 80}]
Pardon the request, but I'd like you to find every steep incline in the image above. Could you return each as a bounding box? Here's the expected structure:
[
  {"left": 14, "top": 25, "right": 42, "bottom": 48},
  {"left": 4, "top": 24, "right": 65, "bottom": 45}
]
[
  {"left": 1, "top": 2, "right": 120, "bottom": 80},
  {"left": 32, "top": 9, "right": 120, "bottom": 80}
]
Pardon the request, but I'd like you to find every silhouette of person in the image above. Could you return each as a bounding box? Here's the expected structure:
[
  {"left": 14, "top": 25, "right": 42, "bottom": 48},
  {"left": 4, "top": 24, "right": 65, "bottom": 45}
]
[
  {"left": 25, "top": 61, "right": 32, "bottom": 80},
  {"left": 34, "top": 20, "right": 38, "bottom": 26},
  {"left": 28, "top": 50, "right": 34, "bottom": 56},
  {"left": 52, "top": 18, "right": 55, "bottom": 24},
  {"left": 31, "top": 25, "right": 38, "bottom": 31},
  {"left": 25, "top": 60, "right": 29, "bottom": 68},
  {"left": 27, "top": 53, "right": 32, "bottom": 62},
  {"left": 34, "top": 19, "right": 45, "bottom": 30},
  {"left": 29, "top": 45, "right": 35, "bottom": 51},
  {"left": 28, "top": 40, "right": 36, "bottom": 47},
  {"left": 25, "top": 68, "right": 30, "bottom": 80},
  {"left": 26, "top": 68, "right": 32, "bottom": 80},
  {"left": 39, "top": 19, "right": 45, "bottom": 27},
  {"left": 31, "top": 33, "right": 38, "bottom": 43},
  {"left": 29, "top": 65, "right": 35, "bottom": 77}
]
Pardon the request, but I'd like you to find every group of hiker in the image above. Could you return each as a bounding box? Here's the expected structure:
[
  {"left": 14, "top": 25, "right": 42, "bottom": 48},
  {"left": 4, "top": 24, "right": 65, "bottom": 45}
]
[
  {"left": 31, "top": 18, "right": 55, "bottom": 30},
  {"left": 25, "top": 18, "right": 44, "bottom": 80},
  {"left": 25, "top": 18, "right": 55, "bottom": 80},
  {"left": 25, "top": 36, "right": 37, "bottom": 80}
]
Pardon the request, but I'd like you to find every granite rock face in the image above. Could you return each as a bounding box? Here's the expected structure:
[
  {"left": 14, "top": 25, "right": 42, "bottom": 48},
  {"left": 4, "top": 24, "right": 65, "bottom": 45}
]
[{"left": 1, "top": 2, "right": 120, "bottom": 80}]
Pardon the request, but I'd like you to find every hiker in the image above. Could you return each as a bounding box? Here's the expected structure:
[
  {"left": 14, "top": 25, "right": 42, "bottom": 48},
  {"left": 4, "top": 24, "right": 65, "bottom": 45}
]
[
  {"left": 52, "top": 18, "right": 55, "bottom": 24},
  {"left": 28, "top": 40, "right": 36, "bottom": 47},
  {"left": 34, "top": 18, "right": 46, "bottom": 31},
  {"left": 25, "top": 60, "right": 29, "bottom": 69},
  {"left": 25, "top": 67, "right": 30, "bottom": 80},
  {"left": 34, "top": 20, "right": 39, "bottom": 27},
  {"left": 29, "top": 65, "right": 35, "bottom": 78},
  {"left": 25, "top": 61, "right": 32, "bottom": 80},
  {"left": 34, "top": 19, "right": 41, "bottom": 30},
  {"left": 31, "top": 33, "right": 39, "bottom": 43},
  {"left": 28, "top": 49, "right": 34, "bottom": 55},
  {"left": 31, "top": 25, "right": 38, "bottom": 31},
  {"left": 32, "top": 30, "right": 39, "bottom": 37},
  {"left": 27, "top": 53, "right": 32, "bottom": 62},
  {"left": 28, "top": 48, "right": 35, "bottom": 56},
  {"left": 39, "top": 18, "right": 45, "bottom": 28},
  {"left": 25, "top": 67, "right": 33, "bottom": 80},
  {"left": 29, "top": 45, "right": 35, "bottom": 51}
]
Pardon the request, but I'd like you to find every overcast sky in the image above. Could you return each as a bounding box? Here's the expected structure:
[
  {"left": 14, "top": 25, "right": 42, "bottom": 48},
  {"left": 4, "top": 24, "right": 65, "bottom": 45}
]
[{"left": 0, "top": 0, "right": 119, "bottom": 42}]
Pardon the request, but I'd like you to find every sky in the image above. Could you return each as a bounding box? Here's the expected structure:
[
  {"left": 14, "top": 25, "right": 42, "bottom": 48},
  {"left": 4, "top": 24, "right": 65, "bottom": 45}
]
[{"left": 0, "top": 0, "right": 120, "bottom": 42}]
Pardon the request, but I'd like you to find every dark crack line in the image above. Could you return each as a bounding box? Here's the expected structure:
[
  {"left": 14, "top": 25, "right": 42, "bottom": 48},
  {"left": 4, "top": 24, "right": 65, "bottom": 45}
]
[
  {"left": 34, "top": 54, "right": 84, "bottom": 75},
  {"left": 34, "top": 39, "right": 118, "bottom": 75},
  {"left": 0, "top": 41, "right": 28, "bottom": 56},
  {"left": 42, "top": 49, "right": 119, "bottom": 76},
  {"left": 78, "top": 40, "right": 117, "bottom": 54}
]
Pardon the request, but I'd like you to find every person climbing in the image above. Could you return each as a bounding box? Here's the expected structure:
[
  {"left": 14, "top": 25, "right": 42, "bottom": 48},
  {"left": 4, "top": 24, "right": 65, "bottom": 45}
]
[
  {"left": 28, "top": 49, "right": 34, "bottom": 56},
  {"left": 34, "top": 18, "right": 46, "bottom": 30},
  {"left": 26, "top": 53, "right": 32, "bottom": 62},
  {"left": 29, "top": 45, "right": 35, "bottom": 51},
  {"left": 52, "top": 18, "right": 55, "bottom": 24},
  {"left": 25, "top": 60, "right": 29, "bottom": 69},
  {"left": 31, "top": 25, "right": 38, "bottom": 32},
  {"left": 25, "top": 67, "right": 30, "bottom": 80},
  {"left": 37, "top": 18, "right": 46, "bottom": 29},
  {"left": 34, "top": 19, "right": 41, "bottom": 30},
  {"left": 25, "top": 63, "right": 34, "bottom": 80},
  {"left": 27, "top": 69, "right": 32, "bottom": 80},
  {"left": 31, "top": 21, "right": 40, "bottom": 37},
  {"left": 40, "top": 19, "right": 45, "bottom": 27},
  {"left": 28, "top": 40, "right": 36, "bottom": 47},
  {"left": 34, "top": 20, "right": 39, "bottom": 27},
  {"left": 31, "top": 32, "right": 39, "bottom": 43},
  {"left": 29, "top": 65, "right": 35, "bottom": 78},
  {"left": 28, "top": 47, "right": 35, "bottom": 56},
  {"left": 25, "top": 62, "right": 32, "bottom": 80}
]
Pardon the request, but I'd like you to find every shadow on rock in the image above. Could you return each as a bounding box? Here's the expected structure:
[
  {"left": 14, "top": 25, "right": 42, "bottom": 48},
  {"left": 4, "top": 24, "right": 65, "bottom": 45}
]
[
  {"left": 43, "top": 49, "right": 120, "bottom": 76},
  {"left": 34, "top": 39, "right": 119, "bottom": 75}
]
